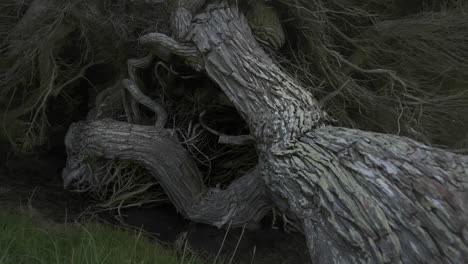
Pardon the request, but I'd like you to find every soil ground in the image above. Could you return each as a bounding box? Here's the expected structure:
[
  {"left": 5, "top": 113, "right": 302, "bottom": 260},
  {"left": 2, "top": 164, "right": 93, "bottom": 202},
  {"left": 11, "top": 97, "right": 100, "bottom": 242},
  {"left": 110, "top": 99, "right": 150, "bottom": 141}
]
[{"left": 0, "top": 146, "right": 309, "bottom": 264}]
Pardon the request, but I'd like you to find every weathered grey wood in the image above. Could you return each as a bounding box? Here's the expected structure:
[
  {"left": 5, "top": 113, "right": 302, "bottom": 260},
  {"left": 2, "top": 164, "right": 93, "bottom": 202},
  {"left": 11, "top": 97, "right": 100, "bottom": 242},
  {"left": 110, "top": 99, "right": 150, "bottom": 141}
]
[
  {"left": 269, "top": 127, "right": 468, "bottom": 263},
  {"left": 138, "top": 2, "right": 468, "bottom": 263},
  {"left": 63, "top": 119, "right": 272, "bottom": 227},
  {"left": 63, "top": 1, "right": 468, "bottom": 263},
  {"left": 122, "top": 54, "right": 168, "bottom": 127}
]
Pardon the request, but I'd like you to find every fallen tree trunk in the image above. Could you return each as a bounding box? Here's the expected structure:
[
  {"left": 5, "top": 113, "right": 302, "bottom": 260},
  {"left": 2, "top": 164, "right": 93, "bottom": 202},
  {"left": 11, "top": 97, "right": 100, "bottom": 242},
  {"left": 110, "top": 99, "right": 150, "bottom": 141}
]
[{"left": 63, "top": 1, "right": 468, "bottom": 263}]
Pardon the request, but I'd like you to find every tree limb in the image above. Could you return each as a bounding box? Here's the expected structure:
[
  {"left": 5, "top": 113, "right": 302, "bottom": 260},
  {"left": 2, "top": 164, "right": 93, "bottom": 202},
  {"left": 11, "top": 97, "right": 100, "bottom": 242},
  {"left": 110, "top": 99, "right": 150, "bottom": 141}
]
[{"left": 63, "top": 119, "right": 272, "bottom": 227}]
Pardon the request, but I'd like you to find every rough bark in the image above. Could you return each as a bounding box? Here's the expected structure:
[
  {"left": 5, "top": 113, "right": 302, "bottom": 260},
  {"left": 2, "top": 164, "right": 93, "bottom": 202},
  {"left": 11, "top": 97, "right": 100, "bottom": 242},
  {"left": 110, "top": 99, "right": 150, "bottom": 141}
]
[
  {"left": 138, "top": 2, "right": 468, "bottom": 263},
  {"left": 272, "top": 128, "right": 468, "bottom": 263},
  {"left": 63, "top": 119, "right": 272, "bottom": 228},
  {"left": 63, "top": 1, "right": 468, "bottom": 263}
]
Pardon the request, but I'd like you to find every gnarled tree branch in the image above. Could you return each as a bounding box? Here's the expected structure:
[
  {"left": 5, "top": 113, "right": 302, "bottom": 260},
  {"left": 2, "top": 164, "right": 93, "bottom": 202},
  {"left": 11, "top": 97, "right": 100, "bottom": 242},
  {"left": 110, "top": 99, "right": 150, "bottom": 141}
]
[
  {"left": 63, "top": 119, "right": 272, "bottom": 227},
  {"left": 135, "top": 2, "right": 468, "bottom": 262},
  {"left": 62, "top": 1, "right": 468, "bottom": 263}
]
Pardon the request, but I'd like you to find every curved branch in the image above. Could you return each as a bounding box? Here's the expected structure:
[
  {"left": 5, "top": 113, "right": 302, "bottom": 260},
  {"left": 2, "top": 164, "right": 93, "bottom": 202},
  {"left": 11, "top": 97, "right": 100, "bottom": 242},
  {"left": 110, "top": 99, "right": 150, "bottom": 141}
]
[
  {"left": 122, "top": 79, "right": 167, "bottom": 128},
  {"left": 121, "top": 54, "right": 168, "bottom": 127},
  {"left": 142, "top": 5, "right": 327, "bottom": 146},
  {"left": 139, "top": 33, "right": 204, "bottom": 70},
  {"left": 63, "top": 119, "right": 272, "bottom": 227},
  {"left": 199, "top": 110, "right": 254, "bottom": 145},
  {"left": 142, "top": 3, "right": 467, "bottom": 262},
  {"left": 63, "top": 2, "right": 468, "bottom": 263}
]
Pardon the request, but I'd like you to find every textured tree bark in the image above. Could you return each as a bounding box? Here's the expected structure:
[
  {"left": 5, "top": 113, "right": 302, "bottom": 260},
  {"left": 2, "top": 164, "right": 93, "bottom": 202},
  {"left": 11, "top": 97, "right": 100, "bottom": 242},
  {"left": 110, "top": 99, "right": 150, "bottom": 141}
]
[
  {"left": 138, "top": 2, "right": 468, "bottom": 263},
  {"left": 63, "top": 1, "right": 468, "bottom": 263},
  {"left": 63, "top": 119, "right": 272, "bottom": 227}
]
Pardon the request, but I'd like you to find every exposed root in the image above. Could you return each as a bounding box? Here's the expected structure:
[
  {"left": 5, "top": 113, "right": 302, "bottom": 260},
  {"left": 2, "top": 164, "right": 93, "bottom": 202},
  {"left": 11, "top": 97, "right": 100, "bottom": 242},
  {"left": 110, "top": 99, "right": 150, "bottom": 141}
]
[
  {"left": 122, "top": 54, "right": 168, "bottom": 128},
  {"left": 199, "top": 110, "right": 254, "bottom": 146}
]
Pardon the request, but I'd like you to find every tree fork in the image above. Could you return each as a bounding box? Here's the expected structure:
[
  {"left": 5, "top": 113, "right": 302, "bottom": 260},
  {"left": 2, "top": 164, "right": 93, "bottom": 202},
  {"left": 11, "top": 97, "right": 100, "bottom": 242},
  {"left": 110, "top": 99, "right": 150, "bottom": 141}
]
[
  {"left": 62, "top": 1, "right": 468, "bottom": 263},
  {"left": 137, "top": 2, "right": 468, "bottom": 262}
]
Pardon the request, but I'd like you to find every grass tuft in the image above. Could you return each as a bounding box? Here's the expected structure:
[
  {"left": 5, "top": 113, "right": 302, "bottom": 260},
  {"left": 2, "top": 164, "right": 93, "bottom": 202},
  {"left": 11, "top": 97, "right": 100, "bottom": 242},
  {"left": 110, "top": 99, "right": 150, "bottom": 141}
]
[{"left": 0, "top": 211, "right": 205, "bottom": 264}]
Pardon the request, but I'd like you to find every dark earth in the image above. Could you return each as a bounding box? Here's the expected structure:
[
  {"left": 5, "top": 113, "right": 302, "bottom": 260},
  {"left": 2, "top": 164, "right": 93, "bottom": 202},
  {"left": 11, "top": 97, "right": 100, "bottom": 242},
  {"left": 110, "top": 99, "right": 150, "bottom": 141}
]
[{"left": 0, "top": 145, "right": 309, "bottom": 264}]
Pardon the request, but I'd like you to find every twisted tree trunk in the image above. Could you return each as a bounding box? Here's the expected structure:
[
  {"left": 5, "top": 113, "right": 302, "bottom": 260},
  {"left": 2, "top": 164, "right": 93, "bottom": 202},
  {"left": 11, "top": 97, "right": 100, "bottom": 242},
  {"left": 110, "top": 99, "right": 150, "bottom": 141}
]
[
  {"left": 63, "top": 119, "right": 271, "bottom": 227},
  {"left": 63, "top": 1, "right": 468, "bottom": 263}
]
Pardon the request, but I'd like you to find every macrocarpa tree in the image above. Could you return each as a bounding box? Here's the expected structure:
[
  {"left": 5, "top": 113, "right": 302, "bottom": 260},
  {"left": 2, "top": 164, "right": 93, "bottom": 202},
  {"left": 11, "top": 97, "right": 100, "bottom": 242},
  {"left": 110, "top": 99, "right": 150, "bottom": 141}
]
[{"left": 1, "top": 0, "right": 467, "bottom": 262}]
